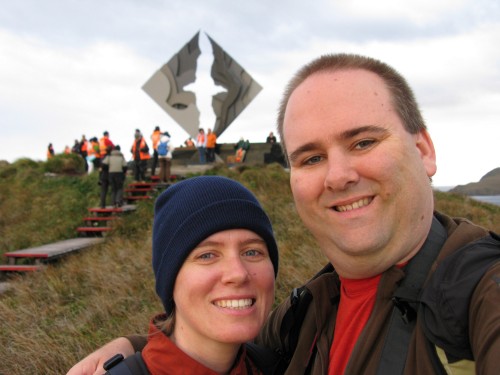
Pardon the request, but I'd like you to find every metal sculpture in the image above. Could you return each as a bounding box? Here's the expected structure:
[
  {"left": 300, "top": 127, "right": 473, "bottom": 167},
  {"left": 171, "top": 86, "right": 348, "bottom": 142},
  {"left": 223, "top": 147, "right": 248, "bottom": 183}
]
[
  {"left": 142, "top": 32, "right": 201, "bottom": 138},
  {"left": 142, "top": 31, "right": 261, "bottom": 139}
]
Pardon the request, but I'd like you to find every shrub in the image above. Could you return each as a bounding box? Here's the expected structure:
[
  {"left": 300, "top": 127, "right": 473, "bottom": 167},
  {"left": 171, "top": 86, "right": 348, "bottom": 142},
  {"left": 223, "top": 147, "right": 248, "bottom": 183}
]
[{"left": 44, "top": 154, "right": 85, "bottom": 175}]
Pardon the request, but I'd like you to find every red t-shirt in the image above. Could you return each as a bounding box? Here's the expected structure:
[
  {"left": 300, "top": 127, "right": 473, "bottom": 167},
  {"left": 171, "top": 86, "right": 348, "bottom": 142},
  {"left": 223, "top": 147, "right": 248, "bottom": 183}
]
[{"left": 328, "top": 274, "right": 382, "bottom": 374}]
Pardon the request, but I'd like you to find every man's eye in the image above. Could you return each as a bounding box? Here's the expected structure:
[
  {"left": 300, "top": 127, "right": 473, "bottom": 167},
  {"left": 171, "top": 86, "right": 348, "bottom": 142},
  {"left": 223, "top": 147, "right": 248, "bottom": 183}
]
[
  {"left": 304, "top": 155, "right": 322, "bottom": 165},
  {"left": 355, "top": 139, "right": 376, "bottom": 149}
]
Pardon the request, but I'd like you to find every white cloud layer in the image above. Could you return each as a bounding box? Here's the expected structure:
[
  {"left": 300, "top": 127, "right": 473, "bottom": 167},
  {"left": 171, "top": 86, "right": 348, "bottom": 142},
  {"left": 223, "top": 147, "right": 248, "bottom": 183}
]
[{"left": 0, "top": 0, "right": 499, "bottom": 187}]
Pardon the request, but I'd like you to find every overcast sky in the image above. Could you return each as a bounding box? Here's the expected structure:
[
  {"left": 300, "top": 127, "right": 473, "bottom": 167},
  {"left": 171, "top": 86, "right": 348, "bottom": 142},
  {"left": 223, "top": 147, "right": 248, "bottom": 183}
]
[{"left": 1, "top": 0, "right": 499, "bottom": 186}]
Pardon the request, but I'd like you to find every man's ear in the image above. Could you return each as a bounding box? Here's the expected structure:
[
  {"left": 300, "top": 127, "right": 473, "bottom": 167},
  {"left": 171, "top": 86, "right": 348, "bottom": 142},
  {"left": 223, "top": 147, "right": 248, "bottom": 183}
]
[{"left": 416, "top": 130, "right": 437, "bottom": 177}]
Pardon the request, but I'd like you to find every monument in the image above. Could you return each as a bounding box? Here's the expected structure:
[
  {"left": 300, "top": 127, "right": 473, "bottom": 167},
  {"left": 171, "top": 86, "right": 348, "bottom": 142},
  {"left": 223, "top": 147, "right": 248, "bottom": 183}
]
[{"left": 142, "top": 31, "right": 262, "bottom": 139}]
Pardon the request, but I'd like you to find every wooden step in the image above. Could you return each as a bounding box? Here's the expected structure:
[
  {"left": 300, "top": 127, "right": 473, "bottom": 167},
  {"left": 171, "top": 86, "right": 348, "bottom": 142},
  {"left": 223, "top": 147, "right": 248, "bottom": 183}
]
[
  {"left": 83, "top": 216, "right": 119, "bottom": 222},
  {"left": 4, "top": 238, "right": 105, "bottom": 263},
  {"left": 88, "top": 207, "right": 123, "bottom": 214},
  {"left": 77, "top": 227, "right": 112, "bottom": 232},
  {"left": 0, "top": 264, "right": 42, "bottom": 272},
  {"left": 76, "top": 227, "right": 112, "bottom": 236},
  {"left": 125, "top": 195, "right": 152, "bottom": 201},
  {"left": 87, "top": 205, "right": 136, "bottom": 215},
  {"left": 124, "top": 188, "right": 154, "bottom": 193},
  {"left": 128, "top": 182, "right": 158, "bottom": 189}
]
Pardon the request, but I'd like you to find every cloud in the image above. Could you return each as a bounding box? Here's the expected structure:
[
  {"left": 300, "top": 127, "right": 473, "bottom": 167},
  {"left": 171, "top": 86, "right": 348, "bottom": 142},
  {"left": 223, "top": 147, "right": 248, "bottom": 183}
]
[{"left": 0, "top": 0, "right": 499, "bottom": 186}]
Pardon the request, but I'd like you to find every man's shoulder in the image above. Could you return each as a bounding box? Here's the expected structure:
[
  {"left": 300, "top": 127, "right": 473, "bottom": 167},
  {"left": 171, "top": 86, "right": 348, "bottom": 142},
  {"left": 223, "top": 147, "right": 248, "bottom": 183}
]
[{"left": 420, "top": 221, "right": 500, "bottom": 360}]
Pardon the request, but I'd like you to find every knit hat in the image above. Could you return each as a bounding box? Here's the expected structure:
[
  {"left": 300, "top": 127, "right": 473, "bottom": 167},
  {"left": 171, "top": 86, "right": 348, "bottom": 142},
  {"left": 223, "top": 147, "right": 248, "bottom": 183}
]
[{"left": 152, "top": 176, "right": 279, "bottom": 315}]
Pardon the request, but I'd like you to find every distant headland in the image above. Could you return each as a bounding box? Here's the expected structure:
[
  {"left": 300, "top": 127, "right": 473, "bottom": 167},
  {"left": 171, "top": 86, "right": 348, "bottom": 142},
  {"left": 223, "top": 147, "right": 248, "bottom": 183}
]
[{"left": 450, "top": 168, "right": 500, "bottom": 195}]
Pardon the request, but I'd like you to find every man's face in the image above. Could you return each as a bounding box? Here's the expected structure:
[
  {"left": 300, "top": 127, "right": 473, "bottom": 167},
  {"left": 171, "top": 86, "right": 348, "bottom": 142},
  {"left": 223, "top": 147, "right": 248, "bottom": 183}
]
[{"left": 283, "top": 69, "right": 437, "bottom": 278}]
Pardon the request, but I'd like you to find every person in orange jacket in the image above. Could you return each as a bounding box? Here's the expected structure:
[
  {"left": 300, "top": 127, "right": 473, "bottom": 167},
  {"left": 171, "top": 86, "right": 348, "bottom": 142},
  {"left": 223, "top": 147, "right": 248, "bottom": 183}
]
[
  {"left": 80, "top": 135, "right": 89, "bottom": 172},
  {"left": 99, "top": 131, "right": 114, "bottom": 158},
  {"left": 131, "top": 129, "right": 150, "bottom": 182},
  {"left": 87, "top": 137, "right": 101, "bottom": 173},
  {"left": 206, "top": 128, "right": 217, "bottom": 163},
  {"left": 150, "top": 126, "right": 162, "bottom": 176},
  {"left": 47, "top": 143, "right": 55, "bottom": 159}
]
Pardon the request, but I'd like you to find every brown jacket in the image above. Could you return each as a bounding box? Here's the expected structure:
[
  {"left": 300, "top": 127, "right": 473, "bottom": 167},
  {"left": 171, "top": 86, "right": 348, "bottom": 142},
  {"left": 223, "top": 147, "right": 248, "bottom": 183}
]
[{"left": 256, "top": 212, "right": 500, "bottom": 374}]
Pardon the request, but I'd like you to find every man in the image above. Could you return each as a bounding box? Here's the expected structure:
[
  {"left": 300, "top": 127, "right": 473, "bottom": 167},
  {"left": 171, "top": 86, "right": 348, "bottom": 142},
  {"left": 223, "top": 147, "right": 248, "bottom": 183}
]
[
  {"left": 266, "top": 131, "right": 277, "bottom": 144},
  {"left": 67, "top": 54, "right": 499, "bottom": 374},
  {"left": 150, "top": 125, "right": 161, "bottom": 176},
  {"left": 87, "top": 137, "right": 101, "bottom": 172},
  {"left": 196, "top": 128, "right": 207, "bottom": 164},
  {"left": 101, "top": 145, "right": 127, "bottom": 208},
  {"left": 80, "top": 134, "right": 89, "bottom": 172},
  {"left": 131, "top": 129, "right": 150, "bottom": 182},
  {"left": 99, "top": 131, "right": 115, "bottom": 158},
  {"left": 206, "top": 128, "right": 217, "bottom": 163}
]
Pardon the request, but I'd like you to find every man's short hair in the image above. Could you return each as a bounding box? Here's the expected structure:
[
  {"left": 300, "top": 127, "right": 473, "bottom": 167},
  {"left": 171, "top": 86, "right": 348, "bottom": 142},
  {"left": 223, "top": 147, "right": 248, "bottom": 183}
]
[{"left": 277, "top": 53, "right": 427, "bottom": 162}]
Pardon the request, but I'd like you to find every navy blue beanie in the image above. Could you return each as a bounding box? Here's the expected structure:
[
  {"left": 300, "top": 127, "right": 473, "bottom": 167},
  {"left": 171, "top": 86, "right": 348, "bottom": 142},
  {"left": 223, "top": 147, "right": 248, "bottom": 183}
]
[{"left": 152, "top": 176, "right": 279, "bottom": 315}]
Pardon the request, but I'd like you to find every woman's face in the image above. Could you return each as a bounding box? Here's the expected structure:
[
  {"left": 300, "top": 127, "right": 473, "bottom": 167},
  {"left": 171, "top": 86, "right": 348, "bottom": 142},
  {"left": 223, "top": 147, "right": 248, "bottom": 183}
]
[{"left": 172, "top": 229, "right": 275, "bottom": 348}]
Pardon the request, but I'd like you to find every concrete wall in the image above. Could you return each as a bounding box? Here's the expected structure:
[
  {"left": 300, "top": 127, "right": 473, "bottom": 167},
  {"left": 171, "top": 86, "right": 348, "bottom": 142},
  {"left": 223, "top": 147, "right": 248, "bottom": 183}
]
[{"left": 171, "top": 142, "right": 286, "bottom": 166}]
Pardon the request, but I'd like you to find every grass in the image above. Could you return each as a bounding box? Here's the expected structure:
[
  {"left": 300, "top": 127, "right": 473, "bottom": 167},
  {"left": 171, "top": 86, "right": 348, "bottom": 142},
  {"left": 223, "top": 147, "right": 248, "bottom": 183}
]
[{"left": 1, "top": 161, "right": 499, "bottom": 374}]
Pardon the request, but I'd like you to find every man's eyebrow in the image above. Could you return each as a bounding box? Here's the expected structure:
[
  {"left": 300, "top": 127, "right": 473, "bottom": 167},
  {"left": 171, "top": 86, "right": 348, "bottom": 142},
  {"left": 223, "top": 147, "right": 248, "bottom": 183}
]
[
  {"left": 339, "top": 125, "right": 389, "bottom": 140},
  {"left": 288, "top": 142, "right": 321, "bottom": 164}
]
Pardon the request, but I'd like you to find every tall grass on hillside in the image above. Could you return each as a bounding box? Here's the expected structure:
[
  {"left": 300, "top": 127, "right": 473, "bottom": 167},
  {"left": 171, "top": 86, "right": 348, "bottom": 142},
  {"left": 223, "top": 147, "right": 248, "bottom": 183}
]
[
  {"left": 0, "top": 164, "right": 325, "bottom": 374},
  {"left": 0, "top": 157, "right": 101, "bottom": 257},
  {"left": 1, "top": 163, "right": 500, "bottom": 374},
  {"left": 434, "top": 190, "right": 500, "bottom": 233}
]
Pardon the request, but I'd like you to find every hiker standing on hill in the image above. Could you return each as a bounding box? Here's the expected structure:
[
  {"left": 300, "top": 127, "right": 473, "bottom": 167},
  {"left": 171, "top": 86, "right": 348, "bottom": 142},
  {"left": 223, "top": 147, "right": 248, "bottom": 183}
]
[
  {"left": 131, "top": 129, "right": 150, "bottom": 182},
  {"left": 67, "top": 176, "right": 279, "bottom": 375},
  {"left": 67, "top": 54, "right": 500, "bottom": 375},
  {"left": 157, "top": 132, "right": 173, "bottom": 183},
  {"left": 150, "top": 126, "right": 162, "bottom": 176},
  {"left": 196, "top": 128, "right": 207, "bottom": 164},
  {"left": 206, "top": 128, "right": 217, "bottom": 163},
  {"left": 99, "top": 131, "right": 115, "bottom": 158},
  {"left": 98, "top": 146, "right": 112, "bottom": 208},
  {"left": 266, "top": 132, "right": 277, "bottom": 144},
  {"left": 80, "top": 135, "right": 89, "bottom": 173},
  {"left": 101, "top": 145, "right": 127, "bottom": 208},
  {"left": 87, "top": 137, "right": 101, "bottom": 172},
  {"left": 47, "top": 143, "right": 55, "bottom": 159}
]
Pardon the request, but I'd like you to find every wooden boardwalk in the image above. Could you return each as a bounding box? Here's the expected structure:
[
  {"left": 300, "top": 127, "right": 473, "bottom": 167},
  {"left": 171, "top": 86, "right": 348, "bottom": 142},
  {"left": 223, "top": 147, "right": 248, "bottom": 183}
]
[
  {"left": 0, "top": 178, "right": 166, "bottom": 278},
  {"left": 3, "top": 237, "right": 105, "bottom": 265}
]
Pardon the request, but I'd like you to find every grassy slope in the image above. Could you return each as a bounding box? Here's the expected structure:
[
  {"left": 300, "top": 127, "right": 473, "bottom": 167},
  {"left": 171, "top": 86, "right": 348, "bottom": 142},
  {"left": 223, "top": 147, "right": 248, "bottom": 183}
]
[{"left": 1, "top": 162, "right": 500, "bottom": 374}]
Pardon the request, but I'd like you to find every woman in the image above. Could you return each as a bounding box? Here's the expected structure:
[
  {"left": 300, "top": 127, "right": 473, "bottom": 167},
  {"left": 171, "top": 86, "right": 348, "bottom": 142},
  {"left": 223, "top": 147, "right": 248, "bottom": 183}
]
[
  {"left": 67, "top": 176, "right": 279, "bottom": 375},
  {"left": 157, "top": 132, "right": 173, "bottom": 183}
]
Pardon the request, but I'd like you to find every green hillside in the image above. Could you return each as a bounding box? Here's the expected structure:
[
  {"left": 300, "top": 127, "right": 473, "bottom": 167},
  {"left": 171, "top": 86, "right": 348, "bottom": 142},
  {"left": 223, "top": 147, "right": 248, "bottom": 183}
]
[{"left": 1, "top": 159, "right": 500, "bottom": 374}]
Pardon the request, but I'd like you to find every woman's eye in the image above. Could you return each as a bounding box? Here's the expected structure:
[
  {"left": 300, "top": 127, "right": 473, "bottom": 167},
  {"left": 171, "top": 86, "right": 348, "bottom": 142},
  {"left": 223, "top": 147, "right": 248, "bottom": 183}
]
[
  {"left": 243, "top": 248, "right": 267, "bottom": 258},
  {"left": 198, "top": 252, "right": 215, "bottom": 260},
  {"left": 244, "top": 249, "right": 259, "bottom": 256}
]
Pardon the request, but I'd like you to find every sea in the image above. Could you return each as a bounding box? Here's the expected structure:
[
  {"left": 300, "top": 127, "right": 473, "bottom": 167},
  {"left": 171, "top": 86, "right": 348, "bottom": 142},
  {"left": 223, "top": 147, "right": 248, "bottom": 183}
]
[{"left": 436, "top": 186, "right": 500, "bottom": 207}]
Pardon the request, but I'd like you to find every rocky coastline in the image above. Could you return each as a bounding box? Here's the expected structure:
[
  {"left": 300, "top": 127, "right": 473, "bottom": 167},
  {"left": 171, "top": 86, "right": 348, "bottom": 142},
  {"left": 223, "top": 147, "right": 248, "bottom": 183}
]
[{"left": 450, "top": 168, "right": 500, "bottom": 195}]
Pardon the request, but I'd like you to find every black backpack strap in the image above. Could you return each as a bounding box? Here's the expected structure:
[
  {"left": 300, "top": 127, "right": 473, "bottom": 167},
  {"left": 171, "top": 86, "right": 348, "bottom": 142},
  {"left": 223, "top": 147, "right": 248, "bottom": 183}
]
[
  {"left": 376, "top": 216, "right": 448, "bottom": 375},
  {"left": 420, "top": 231, "right": 500, "bottom": 361},
  {"left": 279, "top": 286, "right": 313, "bottom": 356},
  {"left": 276, "top": 263, "right": 333, "bottom": 372},
  {"left": 104, "top": 352, "right": 150, "bottom": 375},
  {"left": 245, "top": 342, "right": 282, "bottom": 375}
]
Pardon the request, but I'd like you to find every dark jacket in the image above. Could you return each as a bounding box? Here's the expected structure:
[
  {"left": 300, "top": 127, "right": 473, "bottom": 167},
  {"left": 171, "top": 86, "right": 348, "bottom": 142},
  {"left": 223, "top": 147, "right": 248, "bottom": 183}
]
[{"left": 256, "top": 212, "right": 500, "bottom": 374}]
